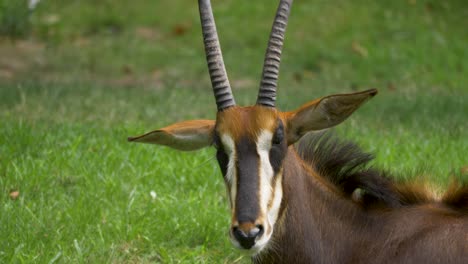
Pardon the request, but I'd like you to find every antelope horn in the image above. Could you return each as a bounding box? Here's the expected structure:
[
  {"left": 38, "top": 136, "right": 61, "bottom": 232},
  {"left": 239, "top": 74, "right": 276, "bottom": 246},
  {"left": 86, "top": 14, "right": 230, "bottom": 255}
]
[
  {"left": 257, "top": 0, "right": 293, "bottom": 107},
  {"left": 198, "top": 0, "right": 236, "bottom": 111}
]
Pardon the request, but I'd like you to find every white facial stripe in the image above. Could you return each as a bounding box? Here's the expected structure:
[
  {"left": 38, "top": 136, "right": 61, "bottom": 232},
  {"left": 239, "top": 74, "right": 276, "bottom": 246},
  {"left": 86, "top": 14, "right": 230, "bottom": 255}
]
[
  {"left": 255, "top": 173, "right": 283, "bottom": 252},
  {"left": 252, "top": 130, "right": 283, "bottom": 253},
  {"left": 256, "top": 130, "right": 274, "bottom": 218},
  {"left": 267, "top": 172, "right": 283, "bottom": 231},
  {"left": 221, "top": 134, "right": 237, "bottom": 209}
]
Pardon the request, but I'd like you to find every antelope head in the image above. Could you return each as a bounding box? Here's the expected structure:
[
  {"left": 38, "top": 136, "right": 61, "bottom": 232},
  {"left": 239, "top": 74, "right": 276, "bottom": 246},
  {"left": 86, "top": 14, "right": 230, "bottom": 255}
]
[{"left": 129, "top": 0, "right": 376, "bottom": 254}]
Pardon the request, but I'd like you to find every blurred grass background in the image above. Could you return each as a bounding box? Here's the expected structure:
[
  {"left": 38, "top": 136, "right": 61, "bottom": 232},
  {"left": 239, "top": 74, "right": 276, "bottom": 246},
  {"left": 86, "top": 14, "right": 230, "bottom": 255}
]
[{"left": 1, "top": 0, "right": 467, "bottom": 263}]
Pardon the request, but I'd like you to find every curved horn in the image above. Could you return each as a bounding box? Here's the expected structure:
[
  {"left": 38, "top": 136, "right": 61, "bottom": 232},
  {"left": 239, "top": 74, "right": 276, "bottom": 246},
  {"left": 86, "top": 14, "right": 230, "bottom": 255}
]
[
  {"left": 198, "top": 0, "right": 236, "bottom": 111},
  {"left": 257, "top": 0, "right": 293, "bottom": 107}
]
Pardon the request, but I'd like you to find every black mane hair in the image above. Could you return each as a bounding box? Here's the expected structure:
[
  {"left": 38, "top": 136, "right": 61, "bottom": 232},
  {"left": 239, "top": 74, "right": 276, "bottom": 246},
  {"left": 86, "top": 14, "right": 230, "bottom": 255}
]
[{"left": 295, "top": 132, "right": 467, "bottom": 211}]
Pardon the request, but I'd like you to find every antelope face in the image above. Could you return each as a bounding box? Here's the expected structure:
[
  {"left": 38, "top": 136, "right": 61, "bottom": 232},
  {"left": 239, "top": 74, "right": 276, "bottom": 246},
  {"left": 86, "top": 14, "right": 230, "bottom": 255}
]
[
  {"left": 215, "top": 106, "right": 287, "bottom": 251},
  {"left": 128, "top": 88, "right": 376, "bottom": 253}
]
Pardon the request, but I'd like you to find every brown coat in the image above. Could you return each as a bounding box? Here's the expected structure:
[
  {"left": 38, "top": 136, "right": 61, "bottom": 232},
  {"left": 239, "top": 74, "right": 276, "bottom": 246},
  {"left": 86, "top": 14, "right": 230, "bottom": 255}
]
[{"left": 255, "top": 136, "right": 468, "bottom": 264}]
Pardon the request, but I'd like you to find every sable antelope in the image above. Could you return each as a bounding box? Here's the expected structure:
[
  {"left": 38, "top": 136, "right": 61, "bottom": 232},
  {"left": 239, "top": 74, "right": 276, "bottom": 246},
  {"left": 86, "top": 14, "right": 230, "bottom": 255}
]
[{"left": 129, "top": 0, "right": 468, "bottom": 263}]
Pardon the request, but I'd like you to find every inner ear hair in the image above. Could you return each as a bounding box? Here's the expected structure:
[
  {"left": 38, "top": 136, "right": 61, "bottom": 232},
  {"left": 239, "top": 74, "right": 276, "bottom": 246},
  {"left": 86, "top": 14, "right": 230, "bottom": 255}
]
[
  {"left": 285, "top": 89, "right": 377, "bottom": 144},
  {"left": 128, "top": 119, "right": 215, "bottom": 151}
]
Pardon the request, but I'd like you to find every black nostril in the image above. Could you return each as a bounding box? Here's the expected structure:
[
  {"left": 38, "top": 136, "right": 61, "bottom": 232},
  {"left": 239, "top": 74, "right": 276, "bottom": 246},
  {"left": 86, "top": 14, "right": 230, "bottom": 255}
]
[
  {"left": 247, "top": 225, "right": 263, "bottom": 238},
  {"left": 232, "top": 226, "right": 247, "bottom": 239},
  {"left": 232, "top": 225, "right": 264, "bottom": 249},
  {"left": 254, "top": 224, "right": 264, "bottom": 238}
]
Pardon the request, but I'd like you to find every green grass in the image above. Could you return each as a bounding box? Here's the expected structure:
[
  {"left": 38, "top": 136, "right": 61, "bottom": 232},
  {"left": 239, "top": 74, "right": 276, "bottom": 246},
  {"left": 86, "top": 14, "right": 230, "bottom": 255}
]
[
  {"left": 0, "top": 0, "right": 31, "bottom": 38},
  {"left": 1, "top": 0, "right": 467, "bottom": 263}
]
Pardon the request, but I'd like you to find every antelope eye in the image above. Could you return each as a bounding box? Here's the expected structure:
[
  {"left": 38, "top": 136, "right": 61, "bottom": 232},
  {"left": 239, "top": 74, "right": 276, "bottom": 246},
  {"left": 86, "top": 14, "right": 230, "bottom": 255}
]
[
  {"left": 272, "top": 132, "right": 283, "bottom": 145},
  {"left": 272, "top": 121, "right": 284, "bottom": 145},
  {"left": 213, "top": 134, "right": 222, "bottom": 150}
]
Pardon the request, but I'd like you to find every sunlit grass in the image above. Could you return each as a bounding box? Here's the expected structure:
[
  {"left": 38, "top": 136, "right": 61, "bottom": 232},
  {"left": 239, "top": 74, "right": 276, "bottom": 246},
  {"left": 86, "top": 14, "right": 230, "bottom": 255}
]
[{"left": 1, "top": 0, "right": 467, "bottom": 262}]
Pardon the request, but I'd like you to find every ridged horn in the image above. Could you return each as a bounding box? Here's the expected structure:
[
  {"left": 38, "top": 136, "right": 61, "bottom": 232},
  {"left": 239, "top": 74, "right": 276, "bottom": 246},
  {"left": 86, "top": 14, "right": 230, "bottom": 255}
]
[
  {"left": 257, "top": 0, "right": 293, "bottom": 107},
  {"left": 198, "top": 0, "right": 236, "bottom": 111}
]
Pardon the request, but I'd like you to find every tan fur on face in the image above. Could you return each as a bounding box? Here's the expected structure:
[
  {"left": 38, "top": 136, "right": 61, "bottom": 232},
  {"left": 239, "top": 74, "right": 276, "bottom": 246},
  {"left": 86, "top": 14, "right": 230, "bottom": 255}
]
[{"left": 216, "top": 106, "right": 279, "bottom": 140}]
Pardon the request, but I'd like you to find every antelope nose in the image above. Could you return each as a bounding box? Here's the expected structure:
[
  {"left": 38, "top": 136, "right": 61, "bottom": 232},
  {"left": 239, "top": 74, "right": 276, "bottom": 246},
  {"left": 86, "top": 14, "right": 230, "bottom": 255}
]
[{"left": 232, "top": 224, "right": 264, "bottom": 249}]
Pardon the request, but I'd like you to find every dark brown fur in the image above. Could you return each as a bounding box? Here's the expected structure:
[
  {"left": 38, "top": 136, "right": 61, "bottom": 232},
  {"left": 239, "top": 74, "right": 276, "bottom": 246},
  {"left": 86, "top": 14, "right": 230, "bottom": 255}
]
[{"left": 254, "top": 132, "right": 468, "bottom": 263}]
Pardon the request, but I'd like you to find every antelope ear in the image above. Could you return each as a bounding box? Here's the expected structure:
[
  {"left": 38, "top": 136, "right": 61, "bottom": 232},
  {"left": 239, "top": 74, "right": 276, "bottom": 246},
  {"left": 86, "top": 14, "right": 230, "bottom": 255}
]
[
  {"left": 285, "top": 89, "right": 377, "bottom": 144},
  {"left": 128, "top": 120, "right": 215, "bottom": 151}
]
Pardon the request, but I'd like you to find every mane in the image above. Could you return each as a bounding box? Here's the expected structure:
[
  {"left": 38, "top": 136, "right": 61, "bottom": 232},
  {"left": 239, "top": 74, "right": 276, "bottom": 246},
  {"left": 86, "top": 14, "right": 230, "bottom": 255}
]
[
  {"left": 442, "top": 180, "right": 468, "bottom": 213},
  {"left": 295, "top": 132, "right": 468, "bottom": 212}
]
